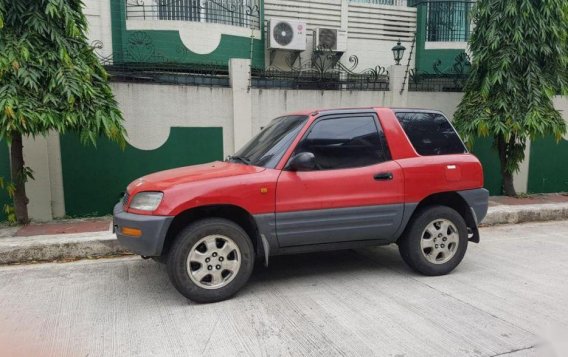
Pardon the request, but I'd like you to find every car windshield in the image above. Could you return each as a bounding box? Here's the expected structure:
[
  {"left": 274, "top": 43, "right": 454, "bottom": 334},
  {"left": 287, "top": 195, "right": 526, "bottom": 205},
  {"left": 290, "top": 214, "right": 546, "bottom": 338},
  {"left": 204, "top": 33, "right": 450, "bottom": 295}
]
[{"left": 230, "top": 115, "right": 308, "bottom": 168}]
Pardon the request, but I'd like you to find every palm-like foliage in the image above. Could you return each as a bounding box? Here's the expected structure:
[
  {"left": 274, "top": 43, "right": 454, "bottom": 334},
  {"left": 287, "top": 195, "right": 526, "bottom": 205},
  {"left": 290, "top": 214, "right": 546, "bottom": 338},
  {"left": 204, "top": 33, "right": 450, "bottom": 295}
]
[
  {"left": 0, "top": 0, "right": 126, "bottom": 223},
  {"left": 454, "top": 0, "right": 568, "bottom": 196}
]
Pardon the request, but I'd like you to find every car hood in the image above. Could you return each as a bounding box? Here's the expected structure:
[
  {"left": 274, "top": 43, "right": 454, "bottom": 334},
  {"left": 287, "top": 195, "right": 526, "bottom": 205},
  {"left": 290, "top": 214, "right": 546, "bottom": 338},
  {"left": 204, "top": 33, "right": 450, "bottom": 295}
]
[{"left": 127, "top": 161, "right": 265, "bottom": 193}]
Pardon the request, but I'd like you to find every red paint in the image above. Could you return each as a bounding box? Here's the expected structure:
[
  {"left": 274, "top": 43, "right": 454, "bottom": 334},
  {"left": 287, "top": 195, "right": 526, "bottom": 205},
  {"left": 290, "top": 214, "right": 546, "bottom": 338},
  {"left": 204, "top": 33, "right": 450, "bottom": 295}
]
[
  {"left": 124, "top": 108, "right": 484, "bottom": 217},
  {"left": 276, "top": 161, "right": 404, "bottom": 212}
]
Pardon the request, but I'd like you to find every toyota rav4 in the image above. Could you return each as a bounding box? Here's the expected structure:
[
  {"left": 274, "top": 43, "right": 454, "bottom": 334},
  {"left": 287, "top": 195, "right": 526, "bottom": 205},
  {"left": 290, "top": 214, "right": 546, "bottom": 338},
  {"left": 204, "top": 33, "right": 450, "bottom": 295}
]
[{"left": 114, "top": 108, "right": 489, "bottom": 303}]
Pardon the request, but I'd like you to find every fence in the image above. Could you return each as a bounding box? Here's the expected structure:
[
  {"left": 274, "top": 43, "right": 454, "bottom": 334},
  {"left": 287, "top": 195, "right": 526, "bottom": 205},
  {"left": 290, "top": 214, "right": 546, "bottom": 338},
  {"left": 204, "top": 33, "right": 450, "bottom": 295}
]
[
  {"left": 95, "top": 41, "right": 391, "bottom": 91},
  {"left": 251, "top": 69, "right": 389, "bottom": 91},
  {"left": 409, "top": 72, "right": 468, "bottom": 92},
  {"left": 104, "top": 62, "right": 231, "bottom": 87},
  {"left": 349, "top": 0, "right": 408, "bottom": 6},
  {"left": 408, "top": 52, "right": 471, "bottom": 92}
]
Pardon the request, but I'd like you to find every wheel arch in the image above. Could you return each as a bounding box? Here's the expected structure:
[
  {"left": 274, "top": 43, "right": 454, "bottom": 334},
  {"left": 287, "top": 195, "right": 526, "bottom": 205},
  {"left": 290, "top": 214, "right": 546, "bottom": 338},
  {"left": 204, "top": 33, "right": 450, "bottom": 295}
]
[
  {"left": 400, "top": 191, "right": 480, "bottom": 243},
  {"left": 162, "top": 204, "right": 263, "bottom": 258}
]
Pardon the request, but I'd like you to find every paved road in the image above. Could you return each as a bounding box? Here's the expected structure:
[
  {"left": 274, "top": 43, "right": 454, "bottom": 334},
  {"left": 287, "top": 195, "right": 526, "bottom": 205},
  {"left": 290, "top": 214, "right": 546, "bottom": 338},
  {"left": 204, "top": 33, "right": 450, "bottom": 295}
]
[{"left": 1, "top": 221, "right": 567, "bottom": 357}]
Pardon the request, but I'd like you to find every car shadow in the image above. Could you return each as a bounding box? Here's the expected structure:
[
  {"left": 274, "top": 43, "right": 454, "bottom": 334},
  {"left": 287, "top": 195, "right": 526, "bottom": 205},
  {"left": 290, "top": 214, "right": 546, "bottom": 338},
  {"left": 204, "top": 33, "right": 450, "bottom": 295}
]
[
  {"left": 135, "top": 244, "right": 410, "bottom": 305},
  {"left": 248, "top": 244, "right": 408, "bottom": 285}
]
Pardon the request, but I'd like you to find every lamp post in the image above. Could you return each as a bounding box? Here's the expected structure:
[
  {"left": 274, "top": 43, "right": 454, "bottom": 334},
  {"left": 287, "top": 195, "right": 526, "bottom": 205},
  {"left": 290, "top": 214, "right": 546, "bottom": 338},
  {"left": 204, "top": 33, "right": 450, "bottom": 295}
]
[{"left": 392, "top": 41, "right": 406, "bottom": 65}]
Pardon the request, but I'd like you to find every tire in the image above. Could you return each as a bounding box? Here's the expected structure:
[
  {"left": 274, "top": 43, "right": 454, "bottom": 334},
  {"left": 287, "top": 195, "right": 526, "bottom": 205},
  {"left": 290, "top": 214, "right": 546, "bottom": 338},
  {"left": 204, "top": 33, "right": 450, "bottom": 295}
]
[
  {"left": 398, "top": 205, "right": 468, "bottom": 276},
  {"left": 166, "top": 218, "right": 255, "bottom": 303}
]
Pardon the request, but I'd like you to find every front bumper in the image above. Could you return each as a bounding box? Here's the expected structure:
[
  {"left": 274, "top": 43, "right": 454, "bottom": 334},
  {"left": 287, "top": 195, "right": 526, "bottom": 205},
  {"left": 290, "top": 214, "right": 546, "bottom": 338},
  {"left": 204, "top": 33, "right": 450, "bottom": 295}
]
[{"left": 113, "top": 203, "right": 174, "bottom": 257}]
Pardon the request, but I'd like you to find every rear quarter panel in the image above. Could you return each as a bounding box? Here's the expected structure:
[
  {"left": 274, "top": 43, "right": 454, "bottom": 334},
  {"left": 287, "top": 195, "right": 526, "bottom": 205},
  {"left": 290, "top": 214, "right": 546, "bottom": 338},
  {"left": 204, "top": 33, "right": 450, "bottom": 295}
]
[
  {"left": 396, "top": 154, "right": 484, "bottom": 203},
  {"left": 376, "top": 108, "right": 484, "bottom": 204}
]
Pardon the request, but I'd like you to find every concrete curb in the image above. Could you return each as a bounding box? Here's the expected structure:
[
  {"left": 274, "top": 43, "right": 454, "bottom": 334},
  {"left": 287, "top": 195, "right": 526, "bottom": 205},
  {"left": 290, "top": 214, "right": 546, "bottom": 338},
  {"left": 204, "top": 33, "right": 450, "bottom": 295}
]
[
  {"left": 0, "top": 231, "right": 130, "bottom": 265},
  {"left": 1, "top": 203, "right": 568, "bottom": 265},
  {"left": 482, "top": 202, "right": 568, "bottom": 226}
]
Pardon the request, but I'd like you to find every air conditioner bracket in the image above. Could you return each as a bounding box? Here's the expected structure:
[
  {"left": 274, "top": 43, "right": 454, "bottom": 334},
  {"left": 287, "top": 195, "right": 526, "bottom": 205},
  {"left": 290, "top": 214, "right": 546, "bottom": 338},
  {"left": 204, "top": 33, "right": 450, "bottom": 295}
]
[{"left": 269, "top": 49, "right": 303, "bottom": 66}]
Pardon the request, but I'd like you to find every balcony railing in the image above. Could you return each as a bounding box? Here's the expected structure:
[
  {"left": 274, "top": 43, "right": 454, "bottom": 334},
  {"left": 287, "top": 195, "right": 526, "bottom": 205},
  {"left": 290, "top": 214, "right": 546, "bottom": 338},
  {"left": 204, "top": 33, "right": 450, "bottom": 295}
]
[
  {"left": 125, "top": 0, "right": 261, "bottom": 29},
  {"left": 349, "top": 0, "right": 408, "bottom": 6}
]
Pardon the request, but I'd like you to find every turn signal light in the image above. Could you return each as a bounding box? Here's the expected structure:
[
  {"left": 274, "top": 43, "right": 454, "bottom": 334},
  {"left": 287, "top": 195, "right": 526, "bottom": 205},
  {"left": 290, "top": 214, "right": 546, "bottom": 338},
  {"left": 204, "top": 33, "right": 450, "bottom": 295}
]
[{"left": 121, "top": 227, "right": 142, "bottom": 238}]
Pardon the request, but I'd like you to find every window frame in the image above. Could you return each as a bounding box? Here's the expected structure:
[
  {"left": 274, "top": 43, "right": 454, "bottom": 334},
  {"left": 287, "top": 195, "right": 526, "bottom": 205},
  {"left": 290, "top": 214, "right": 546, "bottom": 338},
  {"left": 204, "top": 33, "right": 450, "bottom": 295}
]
[
  {"left": 393, "top": 109, "right": 468, "bottom": 157},
  {"left": 285, "top": 112, "right": 392, "bottom": 171},
  {"left": 425, "top": 1, "right": 473, "bottom": 43}
]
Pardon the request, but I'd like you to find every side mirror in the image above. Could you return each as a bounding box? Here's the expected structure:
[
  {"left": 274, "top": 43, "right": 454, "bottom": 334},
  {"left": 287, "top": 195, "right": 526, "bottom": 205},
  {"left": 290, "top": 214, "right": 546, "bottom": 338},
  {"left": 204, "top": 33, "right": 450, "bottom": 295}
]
[{"left": 287, "top": 152, "right": 316, "bottom": 171}]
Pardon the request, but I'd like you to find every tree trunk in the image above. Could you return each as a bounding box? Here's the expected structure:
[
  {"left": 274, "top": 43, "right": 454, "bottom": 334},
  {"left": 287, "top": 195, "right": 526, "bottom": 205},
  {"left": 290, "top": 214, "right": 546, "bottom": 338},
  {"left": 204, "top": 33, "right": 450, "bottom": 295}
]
[
  {"left": 496, "top": 134, "right": 517, "bottom": 197},
  {"left": 10, "top": 133, "right": 29, "bottom": 224}
]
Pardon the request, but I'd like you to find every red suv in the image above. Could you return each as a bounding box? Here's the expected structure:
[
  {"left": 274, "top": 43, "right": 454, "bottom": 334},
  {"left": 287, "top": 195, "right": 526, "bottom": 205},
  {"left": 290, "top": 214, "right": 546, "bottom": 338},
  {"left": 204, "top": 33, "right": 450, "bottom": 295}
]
[{"left": 114, "top": 108, "right": 488, "bottom": 303}]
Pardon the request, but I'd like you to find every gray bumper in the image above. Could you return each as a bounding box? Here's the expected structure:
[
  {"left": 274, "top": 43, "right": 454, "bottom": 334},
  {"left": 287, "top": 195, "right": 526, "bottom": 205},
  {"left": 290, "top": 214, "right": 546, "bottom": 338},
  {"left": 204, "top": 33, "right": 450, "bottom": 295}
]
[
  {"left": 113, "top": 203, "right": 174, "bottom": 257},
  {"left": 458, "top": 188, "right": 489, "bottom": 224}
]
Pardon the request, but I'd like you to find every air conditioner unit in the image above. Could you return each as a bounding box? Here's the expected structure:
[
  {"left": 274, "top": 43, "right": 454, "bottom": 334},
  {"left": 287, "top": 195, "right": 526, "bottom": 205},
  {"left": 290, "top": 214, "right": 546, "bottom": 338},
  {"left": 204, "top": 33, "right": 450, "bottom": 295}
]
[
  {"left": 267, "top": 19, "right": 307, "bottom": 51},
  {"left": 314, "top": 28, "right": 347, "bottom": 52}
]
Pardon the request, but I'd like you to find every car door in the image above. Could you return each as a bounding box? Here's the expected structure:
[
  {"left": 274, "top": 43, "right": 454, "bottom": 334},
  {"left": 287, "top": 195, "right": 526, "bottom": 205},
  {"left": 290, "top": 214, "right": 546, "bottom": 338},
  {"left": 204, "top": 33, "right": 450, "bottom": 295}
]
[{"left": 275, "top": 112, "right": 405, "bottom": 247}]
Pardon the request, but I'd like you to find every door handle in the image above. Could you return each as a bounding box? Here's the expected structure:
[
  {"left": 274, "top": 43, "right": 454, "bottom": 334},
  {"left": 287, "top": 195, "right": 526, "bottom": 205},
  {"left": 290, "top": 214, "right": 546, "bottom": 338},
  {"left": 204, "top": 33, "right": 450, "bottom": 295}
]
[{"left": 374, "top": 172, "right": 393, "bottom": 181}]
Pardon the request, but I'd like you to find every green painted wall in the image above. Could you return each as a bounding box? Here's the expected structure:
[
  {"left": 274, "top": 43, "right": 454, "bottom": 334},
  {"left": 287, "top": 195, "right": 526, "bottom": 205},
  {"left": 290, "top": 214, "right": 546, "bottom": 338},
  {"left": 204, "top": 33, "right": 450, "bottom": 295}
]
[
  {"left": 471, "top": 137, "right": 502, "bottom": 195},
  {"left": 110, "top": 0, "right": 265, "bottom": 68},
  {"left": 60, "top": 127, "right": 224, "bottom": 217},
  {"left": 414, "top": 3, "right": 467, "bottom": 73},
  {"left": 528, "top": 137, "right": 568, "bottom": 193},
  {"left": 0, "top": 144, "right": 11, "bottom": 221}
]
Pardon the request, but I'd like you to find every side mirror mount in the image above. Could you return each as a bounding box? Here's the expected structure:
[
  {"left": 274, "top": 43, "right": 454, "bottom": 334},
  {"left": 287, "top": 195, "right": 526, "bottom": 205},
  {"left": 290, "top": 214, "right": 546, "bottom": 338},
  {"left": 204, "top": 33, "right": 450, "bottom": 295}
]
[{"left": 287, "top": 152, "right": 316, "bottom": 171}]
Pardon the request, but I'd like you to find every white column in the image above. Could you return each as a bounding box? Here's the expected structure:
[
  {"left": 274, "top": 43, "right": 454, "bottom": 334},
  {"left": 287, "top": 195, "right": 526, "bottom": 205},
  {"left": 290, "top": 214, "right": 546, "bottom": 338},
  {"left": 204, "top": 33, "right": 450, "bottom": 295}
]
[
  {"left": 229, "top": 58, "right": 253, "bottom": 153},
  {"left": 23, "top": 136, "right": 53, "bottom": 221},
  {"left": 46, "top": 132, "right": 66, "bottom": 218},
  {"left": 388, "top": 65, "right": 409, "bottom": 107},
  {"left": 513, "top": 140, "right": 530, "bottom": 194}
]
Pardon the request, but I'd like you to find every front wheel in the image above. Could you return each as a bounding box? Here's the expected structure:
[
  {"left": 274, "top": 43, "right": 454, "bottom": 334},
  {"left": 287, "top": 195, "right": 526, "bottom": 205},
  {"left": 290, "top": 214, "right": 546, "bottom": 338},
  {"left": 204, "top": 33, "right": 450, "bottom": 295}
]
[
  {"left": 167, "top": 218, "right": 255, "bottom": 303},
  {"left": 398, "top": 206, "right": 468, "bottom": 276}
]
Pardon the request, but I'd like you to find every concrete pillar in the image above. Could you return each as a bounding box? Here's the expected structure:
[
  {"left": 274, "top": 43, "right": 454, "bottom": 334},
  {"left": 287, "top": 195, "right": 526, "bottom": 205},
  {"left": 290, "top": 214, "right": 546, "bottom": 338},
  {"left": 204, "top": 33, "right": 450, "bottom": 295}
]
[
  {"left": 388, "top": 65, "right": 408, "bottom": 107},
  {"left": 513, "top": 140, "right": 530, "bottom": 194},
  {"left": 229, "top": 58, "right": 253, "bottom": 153},
  {"left": 46, "top": 132, "right": 65, "bottom": 218},
  {"left": 20, "top": 131, "right": 66, "bottom": 221},
  {"left": 23, "top": 136, "right": 53, "bottom": 221}
]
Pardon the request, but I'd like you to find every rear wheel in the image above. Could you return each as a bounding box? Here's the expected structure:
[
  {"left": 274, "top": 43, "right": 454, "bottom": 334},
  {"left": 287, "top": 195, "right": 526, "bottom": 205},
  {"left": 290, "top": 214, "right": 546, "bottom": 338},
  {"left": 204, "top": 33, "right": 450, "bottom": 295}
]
[
  {"left": 398, "top": 206, "right": 468, "bottom": 276},
  {"left": 167, "top": 218, "right": 255, "bottom": 303}
]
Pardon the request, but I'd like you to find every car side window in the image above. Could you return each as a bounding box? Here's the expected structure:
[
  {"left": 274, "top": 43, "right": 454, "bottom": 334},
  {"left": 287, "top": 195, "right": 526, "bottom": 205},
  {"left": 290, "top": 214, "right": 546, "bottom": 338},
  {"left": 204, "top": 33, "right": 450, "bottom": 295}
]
[
  {"left": 395, "top": 111, "right": 467, "bottom": 156},
  {"left": 293, "top": 115, "right": 390, "bottom": 170}
]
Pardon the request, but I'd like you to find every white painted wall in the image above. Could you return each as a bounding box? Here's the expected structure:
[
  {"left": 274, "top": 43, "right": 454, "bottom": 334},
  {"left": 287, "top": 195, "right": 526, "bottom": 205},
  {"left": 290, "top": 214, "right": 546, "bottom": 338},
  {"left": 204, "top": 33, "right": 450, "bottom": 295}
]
[
  {"left": 251, "top": 88, "right": 389, "bottom": 130},
  {"left": 83, "top": 0, "right": 113, "bottom": 58},
  {"left": 406, "top": 91, "right": 464, "bottom": 118},
  {"left": 111, "top": 82, "right": 234, "bottom": 156}
]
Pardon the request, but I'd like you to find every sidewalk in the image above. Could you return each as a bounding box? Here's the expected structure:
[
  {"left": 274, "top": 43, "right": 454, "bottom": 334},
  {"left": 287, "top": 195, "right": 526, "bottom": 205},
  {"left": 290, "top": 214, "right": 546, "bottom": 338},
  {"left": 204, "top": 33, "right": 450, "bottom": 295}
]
[{"left": 0, "top": 193, "right": 567, "bottom": 265}]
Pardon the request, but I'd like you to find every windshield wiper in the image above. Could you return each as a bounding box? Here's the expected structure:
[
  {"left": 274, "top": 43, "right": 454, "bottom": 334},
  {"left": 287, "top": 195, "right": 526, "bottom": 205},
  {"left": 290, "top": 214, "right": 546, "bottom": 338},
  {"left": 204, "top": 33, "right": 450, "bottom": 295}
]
[{"left": 227, "top": 155, "right": 252, "bottom": 165}]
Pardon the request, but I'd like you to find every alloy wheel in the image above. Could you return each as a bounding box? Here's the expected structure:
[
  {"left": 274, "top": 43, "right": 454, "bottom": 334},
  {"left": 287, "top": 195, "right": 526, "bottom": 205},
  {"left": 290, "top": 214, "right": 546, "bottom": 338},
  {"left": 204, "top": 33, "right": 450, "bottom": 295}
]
[
  {"left": 420, "top": 219, "right": 459, "bottom": 264},
  {"left": 186, "top": 235, "right": 241, "bottom": 289}
]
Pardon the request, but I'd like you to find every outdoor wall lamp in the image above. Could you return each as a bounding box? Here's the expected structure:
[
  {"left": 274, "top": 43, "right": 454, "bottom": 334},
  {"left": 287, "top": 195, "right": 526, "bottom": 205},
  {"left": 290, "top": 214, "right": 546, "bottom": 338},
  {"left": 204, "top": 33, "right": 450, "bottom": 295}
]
[{"left": 392, "top": 41, "right": 406, "bottom": 65}]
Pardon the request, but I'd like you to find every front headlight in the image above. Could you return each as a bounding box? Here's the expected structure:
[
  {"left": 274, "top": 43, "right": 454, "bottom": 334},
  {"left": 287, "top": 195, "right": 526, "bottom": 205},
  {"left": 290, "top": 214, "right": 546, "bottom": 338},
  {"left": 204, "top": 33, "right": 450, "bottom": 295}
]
[{"left": 129, "top": 192, "right": 163, "bottom": 211}]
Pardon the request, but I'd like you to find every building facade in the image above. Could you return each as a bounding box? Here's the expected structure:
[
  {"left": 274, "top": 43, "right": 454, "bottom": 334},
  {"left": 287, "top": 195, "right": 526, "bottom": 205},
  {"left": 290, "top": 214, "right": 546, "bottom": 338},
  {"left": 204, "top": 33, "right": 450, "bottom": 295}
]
[{"left": 85, "top": 0, "right": 475, "bottom": 73}]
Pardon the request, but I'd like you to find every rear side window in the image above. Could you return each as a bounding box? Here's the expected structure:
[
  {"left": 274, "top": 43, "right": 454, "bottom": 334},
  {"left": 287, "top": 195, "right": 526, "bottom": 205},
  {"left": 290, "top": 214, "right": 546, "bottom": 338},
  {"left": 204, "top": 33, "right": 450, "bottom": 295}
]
[{"left": 395, "top": 111, "right": 467, "bottom": 156}]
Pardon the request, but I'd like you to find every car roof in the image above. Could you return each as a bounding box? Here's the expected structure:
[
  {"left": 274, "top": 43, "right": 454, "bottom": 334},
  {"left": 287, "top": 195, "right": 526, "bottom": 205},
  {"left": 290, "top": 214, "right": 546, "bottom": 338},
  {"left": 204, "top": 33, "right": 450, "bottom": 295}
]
[{"left": 284, "top": 107, "right": 444, "bottom": 116}]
